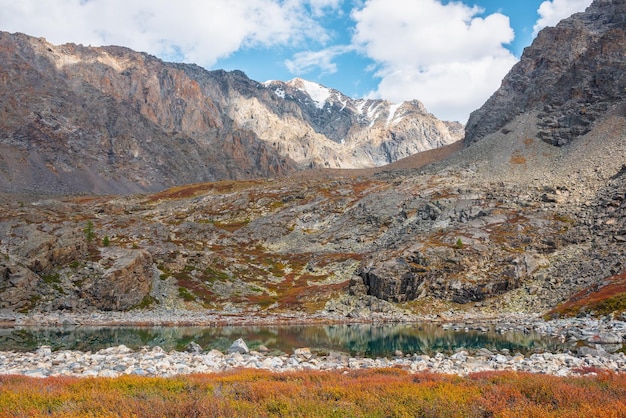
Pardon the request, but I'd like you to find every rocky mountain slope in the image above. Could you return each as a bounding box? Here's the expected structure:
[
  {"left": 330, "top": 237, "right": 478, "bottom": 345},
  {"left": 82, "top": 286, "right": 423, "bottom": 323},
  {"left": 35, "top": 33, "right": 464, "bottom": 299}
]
[
  {"left": 0, "top": 32, "right": 461, "bottom": 195},
  {"left": 0, "top": 144, "right": 622, "bottom": 317},
  {"left": 0, "top": 0, "right": 624, "bottom": 319},
  {"left": 464, "top": 0, "right": 626, "bottom": 147}
]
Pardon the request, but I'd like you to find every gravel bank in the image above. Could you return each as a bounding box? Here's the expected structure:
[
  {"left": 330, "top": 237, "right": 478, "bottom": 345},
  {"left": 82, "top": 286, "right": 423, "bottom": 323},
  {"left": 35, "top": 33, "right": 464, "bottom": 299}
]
[{"left": 1, "top": 342, "right": 624, "bottom": 379}]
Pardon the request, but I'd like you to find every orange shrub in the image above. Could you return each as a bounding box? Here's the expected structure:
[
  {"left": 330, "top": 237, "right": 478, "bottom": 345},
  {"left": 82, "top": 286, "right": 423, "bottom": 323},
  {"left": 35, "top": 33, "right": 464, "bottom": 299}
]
[{"left": 2, "top": 370, "right": 626, "bottom": 417}]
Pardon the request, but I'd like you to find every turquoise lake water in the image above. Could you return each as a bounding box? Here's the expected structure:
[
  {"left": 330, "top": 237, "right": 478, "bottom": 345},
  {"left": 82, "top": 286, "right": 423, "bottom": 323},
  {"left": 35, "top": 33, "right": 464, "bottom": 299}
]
[{"left": 0, "top": 323, "right": 571, "bottom": 356}]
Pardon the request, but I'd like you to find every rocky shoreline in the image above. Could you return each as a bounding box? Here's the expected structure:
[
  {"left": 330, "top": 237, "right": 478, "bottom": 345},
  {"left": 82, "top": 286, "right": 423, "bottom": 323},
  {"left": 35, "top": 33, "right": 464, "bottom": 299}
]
[
  {"left": 1, "top": 338, "right": 624, "bottom": 379},
  {"left": 1, "top": 310, "right": 625, "bottom": 378}
]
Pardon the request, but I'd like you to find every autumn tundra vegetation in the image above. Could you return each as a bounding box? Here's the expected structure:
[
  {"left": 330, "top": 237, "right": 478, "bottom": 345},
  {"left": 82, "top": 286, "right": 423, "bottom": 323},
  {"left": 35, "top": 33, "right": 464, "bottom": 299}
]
[{"left": 1, "top": 368, "right": 626, "bottom": 417}]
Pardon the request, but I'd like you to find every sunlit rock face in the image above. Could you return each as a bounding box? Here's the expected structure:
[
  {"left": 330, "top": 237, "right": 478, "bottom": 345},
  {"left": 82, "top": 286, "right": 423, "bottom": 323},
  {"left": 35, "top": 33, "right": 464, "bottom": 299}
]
[{"left": 0, "top": 32, "right": 460, "bottom": 195}]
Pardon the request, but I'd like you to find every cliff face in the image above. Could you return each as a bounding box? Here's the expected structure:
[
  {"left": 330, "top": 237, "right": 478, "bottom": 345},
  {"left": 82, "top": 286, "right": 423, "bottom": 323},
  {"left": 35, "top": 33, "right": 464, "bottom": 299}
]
[
  {"left": 0, "top": 33, "right": 295, "bottom": 195},
  {"left": 0, "top": 32, "right": 461, "bottom": 195},
  {"left": 464, "top": 0, "right": 626, "bottom": 146}
]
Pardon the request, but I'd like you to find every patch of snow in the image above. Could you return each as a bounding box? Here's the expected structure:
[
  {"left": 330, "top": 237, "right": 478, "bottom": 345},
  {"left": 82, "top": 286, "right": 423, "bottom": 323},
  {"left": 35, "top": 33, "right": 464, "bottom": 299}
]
[
  {"left": 299, "top": 79, "right": 331, "bottom": 109},
  {"left": 355, "top": 100, "right": 367, "bottom": 115},
  {"left": 368, "top": 102, "right": 383, "bottom": 127},
  {"left": 367, "top": 102, "right": 382, "bottom": 119},
  {"left": 386, "top": 102, "right": 403, "bottom": 126},
  {"left": 274, "top": 88, "right": 285, "bottom": 99}
]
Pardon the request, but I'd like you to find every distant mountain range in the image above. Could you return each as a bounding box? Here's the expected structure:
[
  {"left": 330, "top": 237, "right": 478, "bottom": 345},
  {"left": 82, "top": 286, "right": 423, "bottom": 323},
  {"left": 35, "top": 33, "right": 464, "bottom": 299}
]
[{"left": 0, "top": 32, "right": 461, "bottom": 195}]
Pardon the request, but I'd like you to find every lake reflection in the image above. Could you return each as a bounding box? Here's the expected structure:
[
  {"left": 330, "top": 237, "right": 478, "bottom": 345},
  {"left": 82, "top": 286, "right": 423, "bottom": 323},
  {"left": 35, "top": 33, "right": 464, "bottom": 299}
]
[{"left": 0, "top": 323, "right": 570, "bottom": 356}]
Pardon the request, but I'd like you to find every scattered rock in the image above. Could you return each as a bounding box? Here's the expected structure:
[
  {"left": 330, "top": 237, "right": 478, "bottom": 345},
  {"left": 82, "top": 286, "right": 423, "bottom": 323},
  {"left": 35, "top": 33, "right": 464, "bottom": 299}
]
[
  {"left": 293, "top": 348, "right": 313, "bottom": 360},
  {"left": 186, "top": 342, "right": 203, "bottom": 354},
  {"left": 227, "top": 338, "right": 249, "bottom": 355}
]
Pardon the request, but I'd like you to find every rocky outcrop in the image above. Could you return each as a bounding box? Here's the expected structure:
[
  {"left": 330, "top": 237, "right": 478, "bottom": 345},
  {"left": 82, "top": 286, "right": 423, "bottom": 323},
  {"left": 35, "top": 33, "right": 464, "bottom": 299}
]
[
  {"left": 0, "top": 217, "right": 155, "bottom": 311},
  {"left": 464, "top": 0, "right": 626, "bottom": 146},
  {"left": 0, "top": 32, "right": 460, "bottom": 195},
  {"left": 0, "top": 261, "right": 40, "bottom": 311},
  {"left": 10, "top": 224, "right": 88, "bottom": 274},
  {"left": 80, "top": 249, "right": 154, "bottom": 311}
]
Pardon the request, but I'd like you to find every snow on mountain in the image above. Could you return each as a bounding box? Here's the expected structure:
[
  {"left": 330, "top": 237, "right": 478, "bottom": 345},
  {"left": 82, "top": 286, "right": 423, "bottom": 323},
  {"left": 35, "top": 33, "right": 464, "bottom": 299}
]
[
  {"left": 287, "top": 77, "right": 331, "bottom": 109},
  {"left": 256, "top": 76, "right": 463, "bottom": 168},
  {"left": 387, "top": 102, "right": 404, "bottom": 126}
]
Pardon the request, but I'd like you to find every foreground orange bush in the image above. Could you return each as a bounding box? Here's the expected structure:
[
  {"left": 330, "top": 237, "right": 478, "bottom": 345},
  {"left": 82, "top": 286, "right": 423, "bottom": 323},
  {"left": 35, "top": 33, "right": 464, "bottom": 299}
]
[{"left": 1, "top": 369, "right": 625, "bottom": 417}]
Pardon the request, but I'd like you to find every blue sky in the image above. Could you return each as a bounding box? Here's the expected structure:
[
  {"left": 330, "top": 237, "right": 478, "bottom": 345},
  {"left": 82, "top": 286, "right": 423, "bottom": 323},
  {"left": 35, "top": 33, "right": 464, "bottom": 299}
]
[{"left": 0, "top": 0, "right": 592, "bottom": 122}]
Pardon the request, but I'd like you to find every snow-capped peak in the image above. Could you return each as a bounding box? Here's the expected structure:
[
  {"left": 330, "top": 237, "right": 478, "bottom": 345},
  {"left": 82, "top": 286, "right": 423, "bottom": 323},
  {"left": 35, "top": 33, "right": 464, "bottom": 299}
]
[{"left": 287, "top": 78, "right": 331, "bottom": 109}]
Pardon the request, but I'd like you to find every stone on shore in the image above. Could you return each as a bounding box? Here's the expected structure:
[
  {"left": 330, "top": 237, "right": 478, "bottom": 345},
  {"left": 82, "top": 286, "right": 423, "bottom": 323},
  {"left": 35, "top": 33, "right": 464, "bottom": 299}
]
[
  {"left": 227, "top": 338, "right": 249, "bottom": 355},
  {"left": 186, "top": 342, "right": 203, "bottom": 354}
]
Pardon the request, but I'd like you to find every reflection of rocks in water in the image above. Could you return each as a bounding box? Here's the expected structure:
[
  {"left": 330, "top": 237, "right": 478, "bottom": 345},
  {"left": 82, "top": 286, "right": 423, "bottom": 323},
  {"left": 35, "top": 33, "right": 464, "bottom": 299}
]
[
  {"left": 0, "top": 328, "right": 41, "bottom": 351},
  {"left": 0, "top": 328, "right": 143, "bottom": 352},
  {"left": 0, "top": 324, "right": 567, "bottom": 356},
  {"left": 316, "top": 324, "right": 563, "bottom": 356}
]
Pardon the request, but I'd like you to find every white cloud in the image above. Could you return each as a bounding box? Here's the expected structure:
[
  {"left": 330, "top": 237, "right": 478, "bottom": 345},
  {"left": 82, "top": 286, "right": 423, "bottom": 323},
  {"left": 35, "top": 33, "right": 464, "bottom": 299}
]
[
  {"left": 533, "top": 0, "right": 593, "bottom": 35},
  {"left": 285, "top": 45, "right": 354, "bottom": 75},
  {"left": 351, "top": 0, "right": 518, "bottom": 122},
  {"left": 308, "top": 0, "right": 343, "bottom": 17},
  {"left": 0, "top": 0, "right": 334, "bottom": 67}
]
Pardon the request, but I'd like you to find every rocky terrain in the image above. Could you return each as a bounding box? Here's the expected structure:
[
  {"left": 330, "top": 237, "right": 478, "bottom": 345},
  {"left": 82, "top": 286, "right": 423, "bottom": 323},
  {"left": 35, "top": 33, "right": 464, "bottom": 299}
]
[
  {"left": 0, "top": 0, "right": 624, "bottom": 324},
  {"left": 0, "top": 32, "right": 461, "bottom": 195},
  {"left": 2, "top": 340, "right": 625, "bottom": 378},
  {"left": 0, "top": 133, "right": 623, "bottom": 318}
]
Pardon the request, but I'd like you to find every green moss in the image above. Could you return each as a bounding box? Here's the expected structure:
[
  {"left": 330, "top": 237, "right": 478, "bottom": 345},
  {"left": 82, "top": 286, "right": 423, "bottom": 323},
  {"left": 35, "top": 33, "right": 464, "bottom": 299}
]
[
  {"left": 134, "top": 295, "right": 158, "bottom": 309},
  {"left": 51, "top": 283, "right": 66, "bottom": 294},
  {"left": 554, "top": 213, "right": 576, "bottom": 224},
  {"left": 265, "top": 258, "right": 286, "bottom": 277},
  {"left": 157, "top": 264, "right": 171, "bottom": 280},
  {"left": 41, "top": 273, "right": 61, "bottom": 284},
  {"left": 178, "top": 287, "right": 196, "bottom": 302},
  {"left": 212, "top": 219, "right": 250, "bottom": 232},
  {"left": 18, "top": 294, "right": 42, "bottom": 313},
  {"left": 589, "top": 293, "right": 626, "bottom": 316},
  {"left": 203, "top": 266, "right": 230, "bottom": 282}
]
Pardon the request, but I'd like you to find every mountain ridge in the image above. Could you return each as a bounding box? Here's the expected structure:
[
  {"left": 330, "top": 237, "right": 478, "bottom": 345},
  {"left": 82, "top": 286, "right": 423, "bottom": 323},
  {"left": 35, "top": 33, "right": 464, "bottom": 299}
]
[{"left": 0, "top": 31, "right": 461, "bottom": 195}]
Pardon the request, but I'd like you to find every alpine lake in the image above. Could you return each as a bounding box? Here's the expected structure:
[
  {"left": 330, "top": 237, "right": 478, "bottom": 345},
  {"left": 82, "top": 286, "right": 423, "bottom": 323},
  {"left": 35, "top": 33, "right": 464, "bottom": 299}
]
[{"left": 0, "top": 322, "right": 572, "bottom": 357}]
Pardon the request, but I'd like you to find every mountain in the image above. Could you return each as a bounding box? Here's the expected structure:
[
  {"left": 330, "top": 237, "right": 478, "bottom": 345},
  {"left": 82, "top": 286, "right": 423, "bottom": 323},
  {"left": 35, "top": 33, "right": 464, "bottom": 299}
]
[
  {"left": 354, "top": 0, "right": 626, "bottom": 311},
  {"left": 0, "top": 0, "right": 624, "bottom": 319},
  {"left": 464, "top": 0, "right": 626, "bottom": 147},
  {"left": 0, "top": 32, "right": 461, "bottom": 195},
  {"left": 260, "top": 78, "right": 463, "bottom": 167}
]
